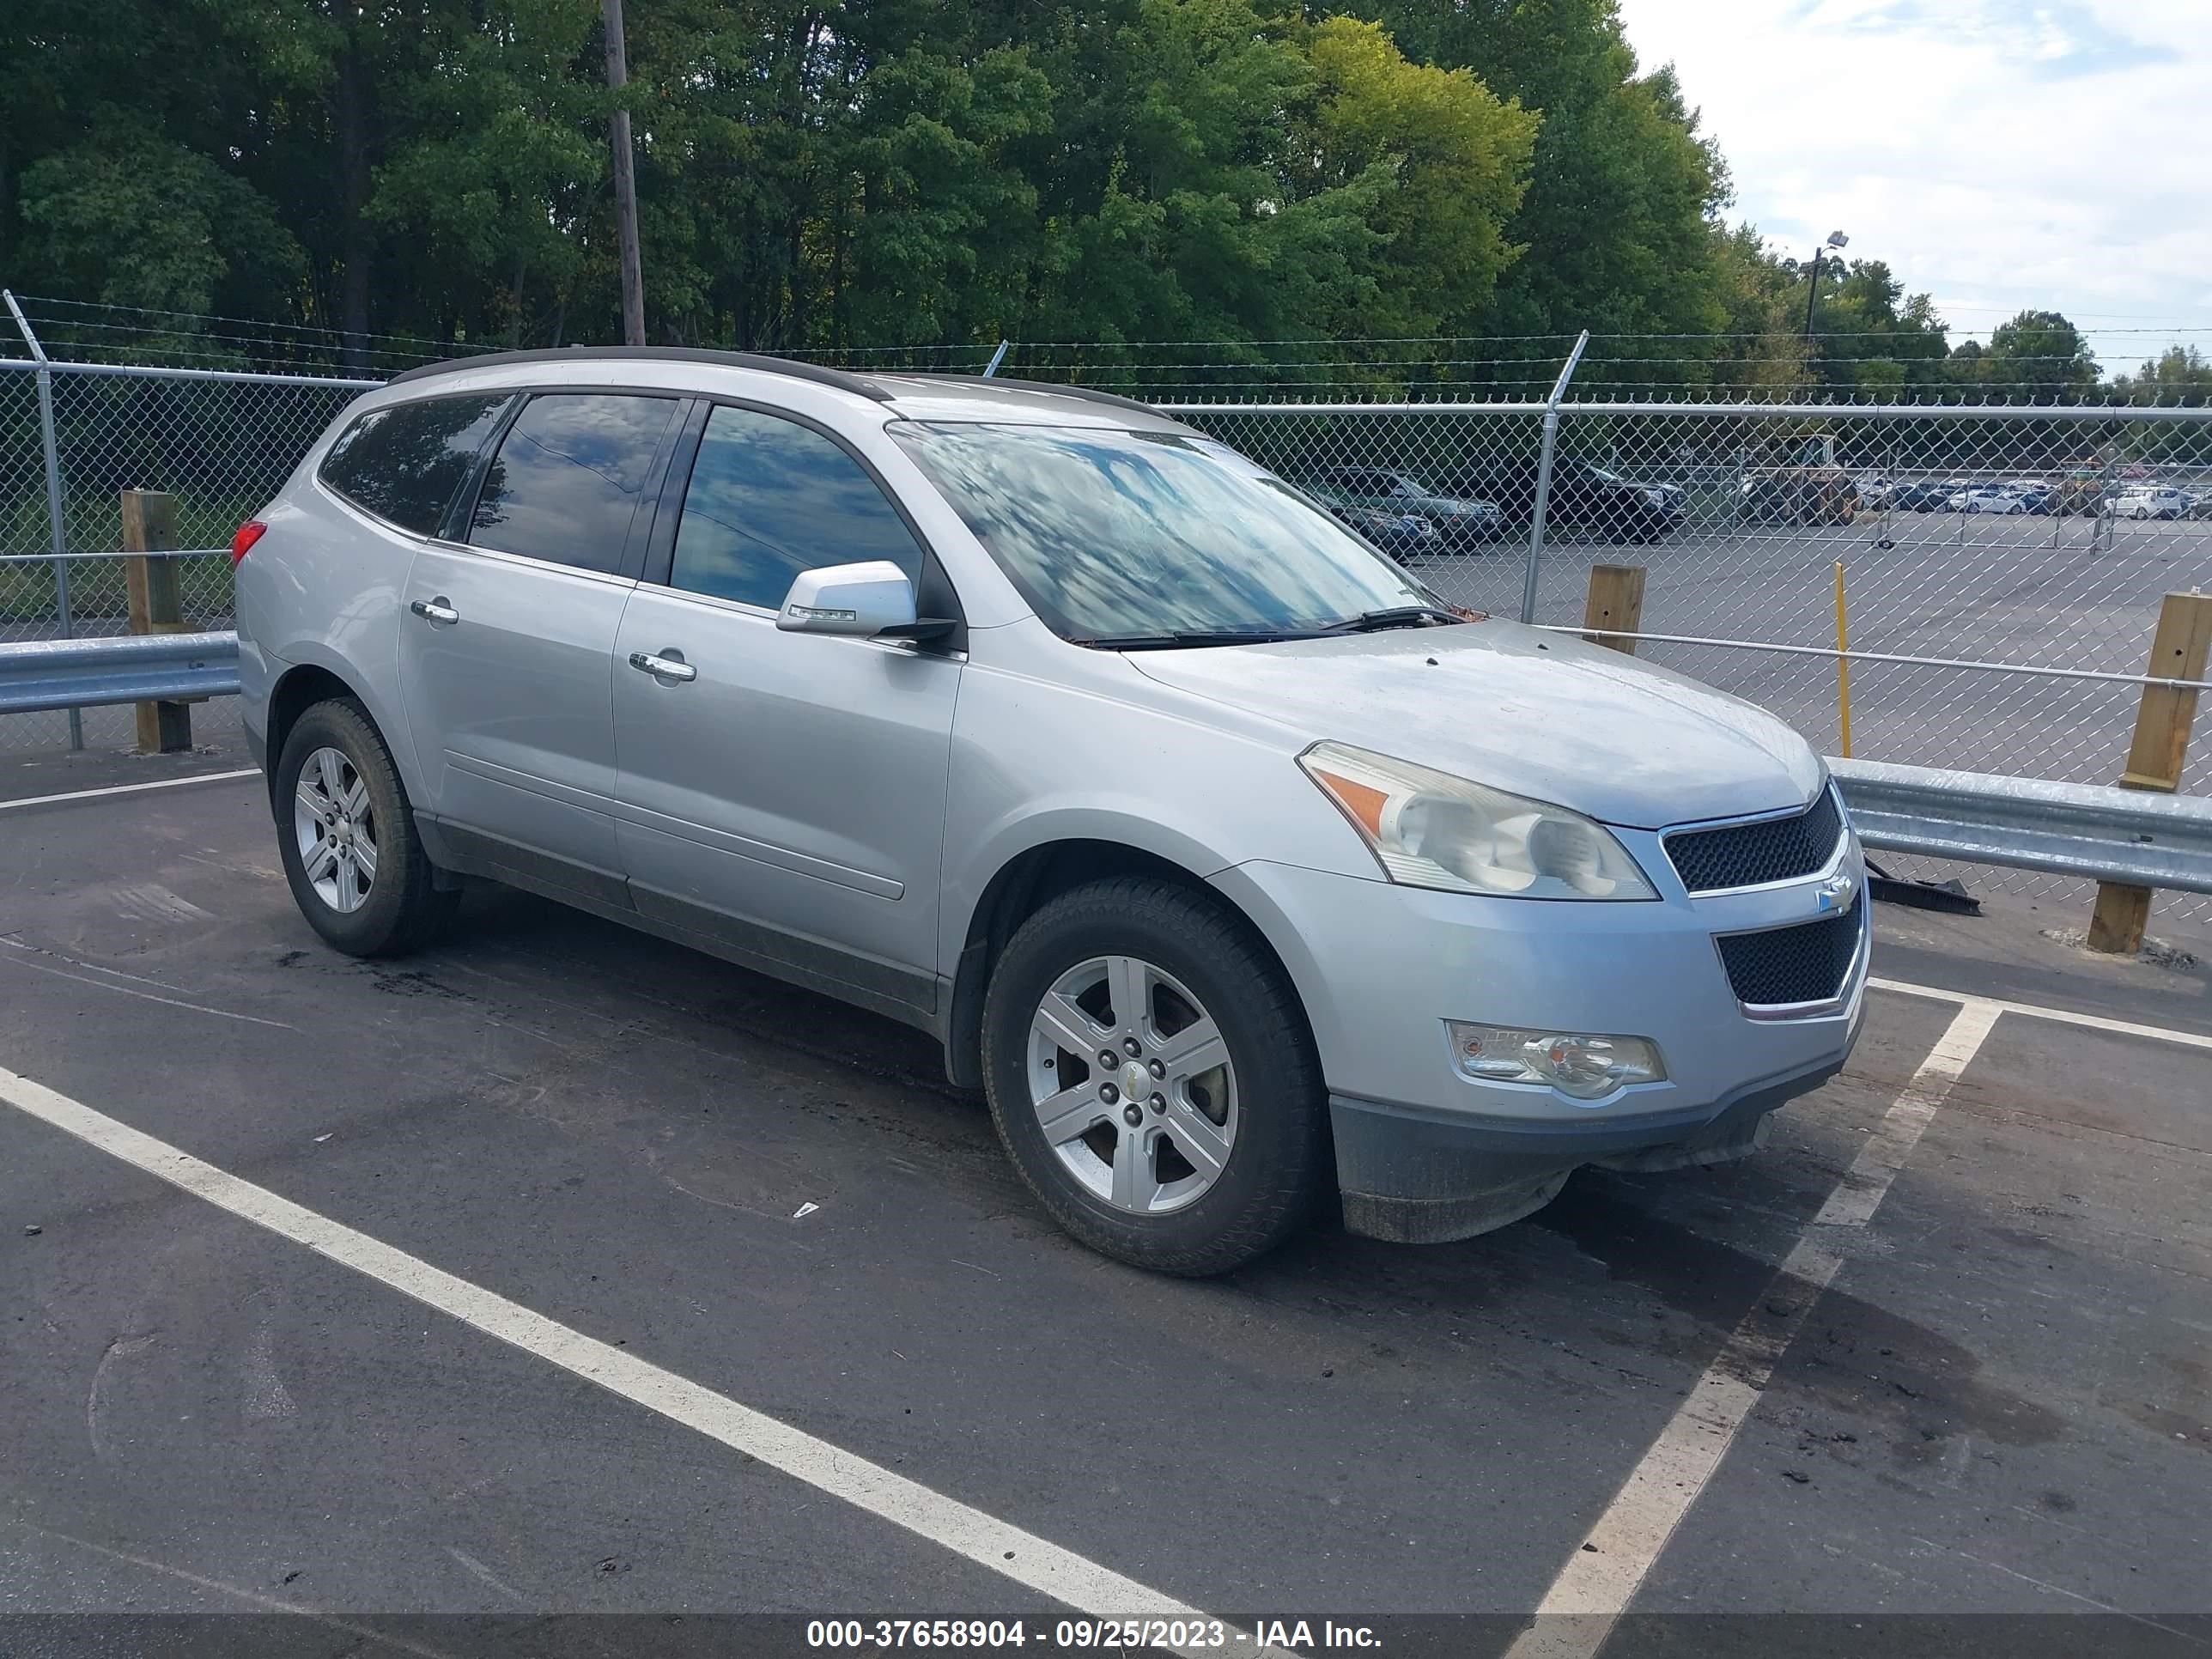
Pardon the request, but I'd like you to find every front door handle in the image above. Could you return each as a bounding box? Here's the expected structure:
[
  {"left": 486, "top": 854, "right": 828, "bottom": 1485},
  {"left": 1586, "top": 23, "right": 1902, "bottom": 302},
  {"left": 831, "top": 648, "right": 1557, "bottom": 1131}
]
[
  {"left": 410, "top": 597, "right": 459, "bottom": 624},
  {"left": 629, "top": 649, "right": 697, "bottom": 684}
]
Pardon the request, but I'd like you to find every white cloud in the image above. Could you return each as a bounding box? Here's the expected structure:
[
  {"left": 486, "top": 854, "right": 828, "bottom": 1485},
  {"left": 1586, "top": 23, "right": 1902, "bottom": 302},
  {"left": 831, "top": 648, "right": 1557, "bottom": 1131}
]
[{"left": 1613, "top": 0, "right": 2212, "bottom": 373}]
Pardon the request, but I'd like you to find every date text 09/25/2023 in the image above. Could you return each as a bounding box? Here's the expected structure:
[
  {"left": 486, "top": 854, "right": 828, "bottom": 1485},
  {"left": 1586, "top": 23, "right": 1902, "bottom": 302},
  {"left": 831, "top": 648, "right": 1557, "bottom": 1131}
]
[{"left": 805, "top": 1618, "right": 1383, "bottom": 1650}]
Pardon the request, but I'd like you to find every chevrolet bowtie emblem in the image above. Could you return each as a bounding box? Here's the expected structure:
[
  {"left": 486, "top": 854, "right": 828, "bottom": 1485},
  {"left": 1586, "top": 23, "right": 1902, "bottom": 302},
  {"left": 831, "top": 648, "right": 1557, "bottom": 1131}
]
[{"left": 1816, "top": 869, "right": 1858, "bottom": 915}]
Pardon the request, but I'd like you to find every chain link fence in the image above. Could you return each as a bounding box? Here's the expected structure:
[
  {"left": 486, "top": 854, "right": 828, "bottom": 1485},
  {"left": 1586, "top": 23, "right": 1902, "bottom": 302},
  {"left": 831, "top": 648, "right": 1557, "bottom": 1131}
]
[
  {"left": 1169, "top": 398, "right": 2212, "bottom": 923},
  {"left": 6, "top": 336, "right": 2209, "bottom": 925},
  {"left": 2, "top": 356, "right": 370, "bottom": 749}
]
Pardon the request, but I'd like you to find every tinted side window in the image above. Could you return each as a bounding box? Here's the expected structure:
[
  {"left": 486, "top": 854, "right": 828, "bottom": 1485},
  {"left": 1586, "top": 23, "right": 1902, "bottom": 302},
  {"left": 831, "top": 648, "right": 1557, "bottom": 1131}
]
[
  {"left": 469, "top": 393, "right": 678, "bottom": 574},
  {"left": 318, "top": 394, "right": 512, "bottom": 534},
  {"left": 667, "top": 405, "right": 924, "bottom": 609}
]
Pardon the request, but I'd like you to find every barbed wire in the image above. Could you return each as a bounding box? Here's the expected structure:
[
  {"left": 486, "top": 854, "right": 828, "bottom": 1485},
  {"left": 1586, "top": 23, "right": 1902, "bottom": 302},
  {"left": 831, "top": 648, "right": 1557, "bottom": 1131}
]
[
  {"left": 17, "top": 294, "right": 485, "bottom": 353},
  {"left": 8, "top": 293, "right": 2208, "bottom": 405}
]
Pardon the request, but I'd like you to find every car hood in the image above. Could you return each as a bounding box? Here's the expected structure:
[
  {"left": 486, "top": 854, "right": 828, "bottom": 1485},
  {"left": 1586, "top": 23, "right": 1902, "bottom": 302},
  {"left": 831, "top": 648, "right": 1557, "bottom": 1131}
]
[{"left": 1127, "top": 623, "right": 1823, "bottom": 830}]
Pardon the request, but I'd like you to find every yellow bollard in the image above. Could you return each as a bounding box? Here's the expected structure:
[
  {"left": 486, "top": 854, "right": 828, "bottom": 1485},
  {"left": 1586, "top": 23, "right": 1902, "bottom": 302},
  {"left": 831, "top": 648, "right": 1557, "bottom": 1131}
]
[{"left": 1833, "top": 560, "right": 1853, "bottom": 759}]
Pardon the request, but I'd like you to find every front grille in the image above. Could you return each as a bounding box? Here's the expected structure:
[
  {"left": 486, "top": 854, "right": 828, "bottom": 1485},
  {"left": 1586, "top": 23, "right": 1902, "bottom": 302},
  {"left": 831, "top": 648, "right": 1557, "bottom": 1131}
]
[
  {"left": 1668, "top": 789, "right": 1842, "bottom": 894},
  {"left": 1717, "top": 902, "right": 1861, "bottom": 1007}
]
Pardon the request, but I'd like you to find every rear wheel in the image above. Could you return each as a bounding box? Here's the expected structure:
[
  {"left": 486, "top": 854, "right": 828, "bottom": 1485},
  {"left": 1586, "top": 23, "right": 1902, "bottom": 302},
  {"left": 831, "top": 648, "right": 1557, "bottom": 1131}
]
[
  {"left": 276, "top": 699, "right": 458, "bottom": 958},
  {"left": 981, "top": 878, "right": 1328, "bottom": 1275}
]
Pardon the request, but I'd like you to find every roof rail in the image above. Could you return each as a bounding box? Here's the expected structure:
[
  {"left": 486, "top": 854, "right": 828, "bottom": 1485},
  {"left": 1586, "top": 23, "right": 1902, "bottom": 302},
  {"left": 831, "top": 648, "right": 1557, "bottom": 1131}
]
[
  {"left": 938, "top": 374, "right": 1162, "bottom": 417},
  {"left": 386, "top": 345, "right": 892, "bottom": 401}
]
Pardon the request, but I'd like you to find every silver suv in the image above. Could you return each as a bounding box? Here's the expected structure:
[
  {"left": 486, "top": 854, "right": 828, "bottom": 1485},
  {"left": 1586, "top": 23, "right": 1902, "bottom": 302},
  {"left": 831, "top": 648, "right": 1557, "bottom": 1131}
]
[{"left": 237, "top": 349, "right": 1868, "bottom": 1274}]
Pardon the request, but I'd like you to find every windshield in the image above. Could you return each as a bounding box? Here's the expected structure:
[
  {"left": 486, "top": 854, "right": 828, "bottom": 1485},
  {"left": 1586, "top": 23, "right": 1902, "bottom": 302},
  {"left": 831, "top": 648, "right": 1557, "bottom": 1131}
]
[{"left": 892, "top": 422, "right": 1435, "bottom": 643}]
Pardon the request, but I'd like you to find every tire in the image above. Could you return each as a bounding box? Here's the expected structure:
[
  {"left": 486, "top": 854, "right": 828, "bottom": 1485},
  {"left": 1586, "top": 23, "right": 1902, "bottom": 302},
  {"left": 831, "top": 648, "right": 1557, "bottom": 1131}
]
[
  {"left": 275, "top": 698, "right": 459, "bottom": 958},
  {"left": 981, "top": 877, "right": 1329, "bottom": 1275}
]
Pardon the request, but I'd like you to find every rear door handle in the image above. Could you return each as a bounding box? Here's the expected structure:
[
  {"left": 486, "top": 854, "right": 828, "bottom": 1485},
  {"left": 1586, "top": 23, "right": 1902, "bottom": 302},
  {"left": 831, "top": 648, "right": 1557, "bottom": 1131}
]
[
  {"left": 410, "top": 598, "right": 459, "bottom": 624},
  {"left": 629, "top": 650, "right": 697, "bottom": 684}
]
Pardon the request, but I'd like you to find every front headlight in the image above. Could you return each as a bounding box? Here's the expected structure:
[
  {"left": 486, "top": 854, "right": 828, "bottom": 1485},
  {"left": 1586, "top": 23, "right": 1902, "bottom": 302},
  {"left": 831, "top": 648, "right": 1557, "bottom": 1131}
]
[
  {"left": 1299, "top": 742, "right": 1656, "bottom": 900},
  {"left": 1644, "top": 489, "right": 1668, "bottom": 507}
]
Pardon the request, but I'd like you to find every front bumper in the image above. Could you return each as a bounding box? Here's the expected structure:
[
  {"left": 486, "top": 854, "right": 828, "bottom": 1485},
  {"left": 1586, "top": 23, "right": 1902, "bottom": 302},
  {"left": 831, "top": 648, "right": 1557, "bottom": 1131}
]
[{"left": 1212, "top": 837, "right": 1869, "bottom": 1243}]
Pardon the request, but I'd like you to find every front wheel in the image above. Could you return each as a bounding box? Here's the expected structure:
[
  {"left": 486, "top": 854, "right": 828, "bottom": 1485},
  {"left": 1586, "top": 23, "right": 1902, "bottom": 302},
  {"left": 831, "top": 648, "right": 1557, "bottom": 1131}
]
[
  {"left": 981, "top": 878, "right": 1329, "bottom": 1275},
  {"left": 276, "top": 699, "right": 459, "bottom": 958}
]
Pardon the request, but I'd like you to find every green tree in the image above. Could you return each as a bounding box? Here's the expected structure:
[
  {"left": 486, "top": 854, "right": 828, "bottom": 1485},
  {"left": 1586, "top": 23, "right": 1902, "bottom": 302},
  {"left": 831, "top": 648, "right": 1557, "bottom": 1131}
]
[
  {"left": 1799, "top": 258, "right": 1949, "bottom": 397},
  {"left": 1294, "top": 15, "right": 1536, "bottom": 347},
  {"left": 206, "top": 0, "right": 609, "bottom": 364},
  {"left": 1955, "top": 309, "right": 2100, "bottom": 402},
  {"left": 1357, "top": 0, "right": 1732, "bottom": 356},
  {"left": 2111, "top": 344, "right": 2212, "bottom": 404},
  {"left": 16, "top": 132, "right": 303, "bottom": 325},
  {"left": 2106, "top": 344, "right": 2212, "bottom": 460}
]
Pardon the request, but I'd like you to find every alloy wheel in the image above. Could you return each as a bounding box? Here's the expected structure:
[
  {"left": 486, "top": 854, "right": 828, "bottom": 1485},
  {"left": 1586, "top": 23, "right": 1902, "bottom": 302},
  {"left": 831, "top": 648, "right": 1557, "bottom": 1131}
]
[
  {"left": 1026, "top": 955, "right": 1237, "bottom": 1215},
  {"left": 293, "top": 745, "right": 378, "bottom": 914}
]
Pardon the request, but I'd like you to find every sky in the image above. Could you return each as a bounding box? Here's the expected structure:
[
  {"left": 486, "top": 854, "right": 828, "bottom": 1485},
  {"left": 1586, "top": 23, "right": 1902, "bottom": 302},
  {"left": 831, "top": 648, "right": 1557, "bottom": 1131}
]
[{"left": 1612, "top": 0, "right": 2212, "bottom": 376}]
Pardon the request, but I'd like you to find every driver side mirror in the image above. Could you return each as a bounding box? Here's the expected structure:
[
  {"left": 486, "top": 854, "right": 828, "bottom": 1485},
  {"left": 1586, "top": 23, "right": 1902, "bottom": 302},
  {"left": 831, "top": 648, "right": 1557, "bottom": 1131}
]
[{"left": 776, "top": 562, "right": 918, "bottom": 636}]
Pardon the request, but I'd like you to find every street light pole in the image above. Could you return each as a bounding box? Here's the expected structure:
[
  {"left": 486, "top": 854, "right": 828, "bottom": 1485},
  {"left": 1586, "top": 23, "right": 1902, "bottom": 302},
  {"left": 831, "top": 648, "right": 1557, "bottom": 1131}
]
[
  {"left": 603, "top": 0, "right": 646, "bottom": 347},
  {"left": 1802, "top": 229, "right": 1850, "bottom": 343}
]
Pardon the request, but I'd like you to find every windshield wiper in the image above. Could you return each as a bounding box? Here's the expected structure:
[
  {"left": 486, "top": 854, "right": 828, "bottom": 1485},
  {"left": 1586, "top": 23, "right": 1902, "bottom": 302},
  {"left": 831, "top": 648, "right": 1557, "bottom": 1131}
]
[
  {"left": 1316, "top": 605, "right": 1465, "bottom": 635},
  {"left": 1074, "top": 629, "right": 1322, "bottom": 650}
]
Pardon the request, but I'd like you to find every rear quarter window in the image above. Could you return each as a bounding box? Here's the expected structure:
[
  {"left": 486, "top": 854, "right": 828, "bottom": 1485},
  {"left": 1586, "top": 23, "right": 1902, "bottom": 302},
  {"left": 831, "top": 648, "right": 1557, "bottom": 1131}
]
[{"left": 318, "top": 393, "right": 514, "bottom": 535}]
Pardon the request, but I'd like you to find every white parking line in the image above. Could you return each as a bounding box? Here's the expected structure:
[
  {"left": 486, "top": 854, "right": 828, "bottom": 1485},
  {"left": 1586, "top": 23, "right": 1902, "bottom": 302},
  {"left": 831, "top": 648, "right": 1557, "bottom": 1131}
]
[
  {"left": 1874, "top": 975, "right": 2212, "bottom": 1051},
  {"left": 0, "top": 1063, "right": 1239, "bottom": 1645},
  {"left": 1502, "top": 1000, "right": 2002, "bottom": 1659},
  {"left": 0, "top": 768, "right": 259, "bottom": 811}
]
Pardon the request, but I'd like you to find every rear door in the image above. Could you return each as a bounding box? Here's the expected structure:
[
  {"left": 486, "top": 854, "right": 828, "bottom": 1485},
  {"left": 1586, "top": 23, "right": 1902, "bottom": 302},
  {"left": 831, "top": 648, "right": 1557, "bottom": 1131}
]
[
  {"left": 611, "top": 402, "right": 962, "bottom": 1020},
  {"left": 399, "top": 390, "right": 685, "bottom": 896}
]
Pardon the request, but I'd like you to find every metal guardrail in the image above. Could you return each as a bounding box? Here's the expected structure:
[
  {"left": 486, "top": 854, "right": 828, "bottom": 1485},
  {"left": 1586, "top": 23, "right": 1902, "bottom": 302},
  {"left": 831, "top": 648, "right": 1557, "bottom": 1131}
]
[
  {"left": 0, "top": 630, "right": 240, "bottom": 715},
  {"left": 2, "top": 629, "right": 2206, "bottom": 899},
  {"left": 1832, "top": 758, "right": 2212, "bottom": 896}
]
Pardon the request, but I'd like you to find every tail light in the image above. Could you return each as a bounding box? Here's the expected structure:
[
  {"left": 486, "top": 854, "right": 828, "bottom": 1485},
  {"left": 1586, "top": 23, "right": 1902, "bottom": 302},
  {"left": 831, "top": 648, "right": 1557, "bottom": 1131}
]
[{"left": 230, "top": 520, "right": 267, "bottom": 565}]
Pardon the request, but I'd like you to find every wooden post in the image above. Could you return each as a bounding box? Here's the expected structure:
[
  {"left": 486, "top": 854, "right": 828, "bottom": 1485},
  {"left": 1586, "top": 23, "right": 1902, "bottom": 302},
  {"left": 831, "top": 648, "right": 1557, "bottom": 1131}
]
[
  {"left": 1583, "top": 563, "right": 1646, "bottom": 655},
  {"left": 2087, "top": 589, "right": 2212, "bottom": 953},
  {"left": 119, "top": 489, "right": 194, "bottom": 754}
]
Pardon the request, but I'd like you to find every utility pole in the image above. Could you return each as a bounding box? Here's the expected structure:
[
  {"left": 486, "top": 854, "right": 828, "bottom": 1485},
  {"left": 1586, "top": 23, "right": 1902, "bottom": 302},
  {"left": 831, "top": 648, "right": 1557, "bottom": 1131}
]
[{"left": 603, "top": 0, "right": 646, "bottom": 346}]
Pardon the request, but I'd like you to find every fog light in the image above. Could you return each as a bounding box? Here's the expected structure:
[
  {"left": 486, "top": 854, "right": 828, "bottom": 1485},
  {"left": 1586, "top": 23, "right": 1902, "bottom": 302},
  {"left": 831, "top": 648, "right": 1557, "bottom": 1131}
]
[{"left": 1446, "top": 1022, "right": 1665, "bottom": 1100}]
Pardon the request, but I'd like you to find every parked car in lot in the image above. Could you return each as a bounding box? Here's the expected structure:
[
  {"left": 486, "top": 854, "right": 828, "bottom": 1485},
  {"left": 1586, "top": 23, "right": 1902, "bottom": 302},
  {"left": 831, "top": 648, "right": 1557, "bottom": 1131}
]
[
  {"left": 1980, "top": 477, "right": 2053, "bottom": 513},
  {"left": 2188, "top": 488, "right": 2212, "bottom": 520},
  {"left": 236, "top": 349, "right": 1868, "bottom": 1274},
  {"left": 1887, "top": 480, "right": 1960, "bottom": 513},
  {"left": 1306, "top": 466, "right": 1504, "bottom": 549},
  {"left": 2114, "top": 485, "right": 2191, "bottom": 520},
  {"left": 1949, "top": 486, "right": 2029, "bottom": 514},
  {"left": 1304, "top": 485, "right": 1444, "bottom": 562},
  {"left": 1593, "top": 465, "right": 1689, "bottom": 524},
  {"left": 1436, "top": 456, "right": 1680, "bottom": 543}
]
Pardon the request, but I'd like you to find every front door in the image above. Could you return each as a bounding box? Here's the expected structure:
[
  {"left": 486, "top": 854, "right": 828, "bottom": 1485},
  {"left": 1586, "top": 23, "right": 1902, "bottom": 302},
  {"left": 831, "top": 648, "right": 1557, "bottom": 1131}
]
[
  {"left": 611, "top": 403, "right": 961, "bottom": 1020},
  {"left": 399, "top": 390, "right": 684, "bottom": 892}
]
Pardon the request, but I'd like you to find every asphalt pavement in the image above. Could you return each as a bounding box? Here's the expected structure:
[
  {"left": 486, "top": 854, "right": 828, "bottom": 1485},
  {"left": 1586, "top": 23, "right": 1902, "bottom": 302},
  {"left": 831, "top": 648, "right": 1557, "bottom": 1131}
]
[{"left": 1, "top": 759, "right": 2208, "bottom": 1659}]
